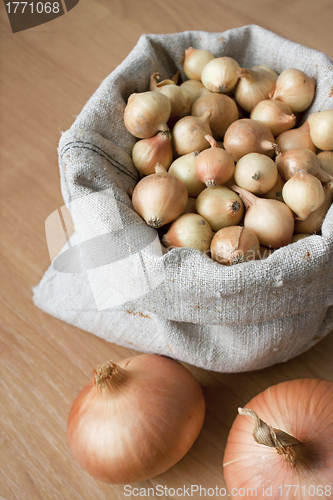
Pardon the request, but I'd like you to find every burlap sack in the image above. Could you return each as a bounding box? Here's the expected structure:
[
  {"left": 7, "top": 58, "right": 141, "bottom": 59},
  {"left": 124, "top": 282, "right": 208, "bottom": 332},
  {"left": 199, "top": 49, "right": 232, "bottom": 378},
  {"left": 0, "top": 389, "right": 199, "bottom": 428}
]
[{"left": 33, "top": 25, "right": 333, "bottom": 372}]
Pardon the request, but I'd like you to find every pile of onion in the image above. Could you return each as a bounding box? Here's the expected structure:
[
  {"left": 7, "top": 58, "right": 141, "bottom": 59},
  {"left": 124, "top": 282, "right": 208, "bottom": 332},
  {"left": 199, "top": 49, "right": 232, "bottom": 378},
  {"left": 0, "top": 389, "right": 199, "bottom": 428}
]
[
  {"left": 223, "top": 378, "right": 333, "bottom": 499},
  {"left": 67, "top": 354, "right": 205, "bottom": 484},
  {"left": 123, "top": 49, "right": 332, "bottom": 265}
]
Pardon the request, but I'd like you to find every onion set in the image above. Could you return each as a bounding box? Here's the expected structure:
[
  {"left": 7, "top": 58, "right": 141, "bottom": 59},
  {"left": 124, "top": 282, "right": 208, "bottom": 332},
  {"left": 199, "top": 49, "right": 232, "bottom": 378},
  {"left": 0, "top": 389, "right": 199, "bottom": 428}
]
[
  {"left": 132, "top": 164, "right": 188, "bottom": 228},
  {"left": 210, "top": 226, "right": 259, "bottom": 265}
]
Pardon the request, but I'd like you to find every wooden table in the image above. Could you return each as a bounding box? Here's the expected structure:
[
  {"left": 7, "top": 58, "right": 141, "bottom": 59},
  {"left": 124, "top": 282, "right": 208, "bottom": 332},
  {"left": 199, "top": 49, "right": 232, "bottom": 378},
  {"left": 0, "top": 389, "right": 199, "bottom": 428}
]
[{"left": 1, "top": 1, "right": 333, "bottom": 498}]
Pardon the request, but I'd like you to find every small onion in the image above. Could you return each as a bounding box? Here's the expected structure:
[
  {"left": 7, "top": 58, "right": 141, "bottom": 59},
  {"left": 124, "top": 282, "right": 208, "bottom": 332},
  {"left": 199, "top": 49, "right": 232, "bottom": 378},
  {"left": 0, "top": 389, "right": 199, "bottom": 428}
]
[
  {"left": 67, "top": 354, "right": 205, "bottom": 484},
  {"left": 191, "top": 88, "right": 239, "bottom": 140},
  {"left": 224, "top": 119, "right": 277, "bottom": 162},
  {"left": 234, "top": 153, "right": 278, "bottom": 195},
  {"left": 275, "top": 120, "right": 316, "bottom": 153},
  {"left": 317, "top": 151, "right": 333, "bottom": 177},
  {"left": 151, "top": 73, "right": 191, "bottom": 124},
  {"left": 269, "top": 68, "right": 316, "bottom": 113},
  {"left": 196, "top": 186, "right": 244, "bottom": 232},
  {"left": 201, "top": 57, "right": 240, "bottom": 93},
  {"left": 173, "top": 110, "right": 212, "bottom": 156},
  {"left": 250, "top": 99, "right": 296, "bottom": 137},
  {"left": 233, "top": 186, "right": 294, "bottom": 248},
  {"left": 276, "top": 148, "right": 333, "bottom": 182},
  {"left": 183, "top": 47, "right": 215, "bottom": 81},
  {"left": 294, "top": 181, "right": 333, "bottom": 233},
  {"left": 282, "top": 171, "right": 325, "bottom": 220},
  {"left": 132, "top": 130, "right": 173, "bottom": 176},
  {"left": 124, "top": 91, "right": 171, "bottom": 139},
  {"left": 168, "top": 152, "right": 205, "bottom": 197},
  {"left": 182, "top": 197, "right": 197, "bottom": 215},
  {"left": 234, "top": 67, "right": 276, "bottom": 113},
  {"left": 132, "top": 164, "right": 188, "bottom": 228},
  {"left": 162, "top": 213, "right": 214, "bottom": 253},
  {"left": 254, "top": 65, "right": 278, "bottom": 79},
  {"left": 195, "top": 135, "right": 235, "bottom": 187},
  {"left": 180, "top": 80, "right": 204, "bottom": 106},
  {"left": 292, "top": 233, "right": 311, "bottom": 242},
  {"left": 223, "top": 379, "right": 333, "bottom": 499},
  {"left": 210, "top": 226, "right": 259, "bottom": 265},
  {"left": 308, "top": 110, "right": 333, "bottom": 150},
  {"left": 264, "top": 173, "right": 285, "bottom": 203}
]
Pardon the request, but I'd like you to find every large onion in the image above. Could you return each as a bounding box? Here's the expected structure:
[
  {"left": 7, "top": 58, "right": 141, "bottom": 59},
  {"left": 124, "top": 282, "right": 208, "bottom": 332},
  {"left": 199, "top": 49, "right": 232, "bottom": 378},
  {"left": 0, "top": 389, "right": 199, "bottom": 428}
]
[
  {"left": 67, "top": 354, "right": 205, "bottom": 484},
  {"left": 223, "top": 378, "right": 333, "bottom": 499}
]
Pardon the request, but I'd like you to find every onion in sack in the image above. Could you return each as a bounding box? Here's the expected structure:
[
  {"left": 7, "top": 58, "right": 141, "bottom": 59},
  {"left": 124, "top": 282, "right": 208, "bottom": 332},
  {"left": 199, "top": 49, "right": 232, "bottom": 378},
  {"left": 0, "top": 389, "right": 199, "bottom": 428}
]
[
  {"left": 223, "top": 378, "right": 333, "bottom": 499},
  {"left": 132, "top": 164, "right": 188, "bottom": 228},
  {"left": 67, "top": 354, "right": 206, "bottom": 484}
]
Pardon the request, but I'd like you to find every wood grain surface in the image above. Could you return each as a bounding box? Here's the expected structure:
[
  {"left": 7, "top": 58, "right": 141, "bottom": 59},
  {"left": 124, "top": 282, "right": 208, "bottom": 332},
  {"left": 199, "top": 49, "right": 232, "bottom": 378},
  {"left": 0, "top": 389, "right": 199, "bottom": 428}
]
[{"left": 1, "top": 1, "right": 333, "bottom": 499}]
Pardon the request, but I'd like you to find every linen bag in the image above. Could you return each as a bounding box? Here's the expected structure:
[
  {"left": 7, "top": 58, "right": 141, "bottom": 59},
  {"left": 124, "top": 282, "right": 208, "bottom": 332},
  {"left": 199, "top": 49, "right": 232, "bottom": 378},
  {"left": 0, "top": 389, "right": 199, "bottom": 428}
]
[{"left": 33, "top": 24, "right": 333, "bottom": 373}]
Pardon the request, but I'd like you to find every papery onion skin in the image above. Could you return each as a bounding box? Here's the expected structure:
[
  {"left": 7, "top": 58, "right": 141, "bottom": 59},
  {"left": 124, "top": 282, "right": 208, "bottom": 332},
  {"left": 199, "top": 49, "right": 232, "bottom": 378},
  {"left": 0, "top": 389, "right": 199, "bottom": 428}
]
[
  {"left": 180, "top": 80, "right": 204, "bottom": 106},
  {"left": 67, "top": 354, "right": 205, "bottom": 484},
  {"left": 234, "top": 152, "right": 278, "bottom": 195},
  {"left": 275, "top": 120, "right": 316, "bottom": 153},
  {"left": 276, "top": 148, "right": 332, "bottom": 183},
  {"left": 132, "top": 131, "right": 173, "bottom": 176},
  {"left": 308, "top": 110, "right": 333, "bottom": 150},
  {"left": 224, "top": 119, "right": 277, "bottom": 162},
  {"left": 318, "top": 151, "right": 333, "bottom": 177},
  {"left": 196, "top": 186, "right": 244, "bottom": 232},
  {"left": 173, "top": 110, "right": 212, "bottom": 156},
  {"left": 210, "top": 226, "right": 259, "bottom": 265},
  {"left": 183, "top": 47, "right": 215, "bottom": 81},
  {"left": 223, "top": 379, "right": 333, "bottom": 500},
  {"left": 132, "top": 165, "right": 188, "bottom": 228},
  {"left": 294, "top": 181, "right": 333, "bottom": 233},
  {"left": 264, "top": 173, "right": 285, "bottom": 203},
  {"left": 233, "top": 186, "right": 294, "bottom": 248},
  {"left": 195, "top": 135, "right": 235, "bottom": 187},
  {"left": 191, "top": 89, "right": 239, "bottom": 140},
  {"left": 168, "top": 152, "right": 205, "bottom": 197},
  {"left": 201, "top": 57, "right": 240, "bottom": 93},
  {"left": 234, "top": 67, "right": 277, "bottom": 113},
  {"left": 269, "top": 68, "right": 316, "bottom": 113},
  {"left": 163, "top": 213, "right": 214, "bottom": 253},
  {"left": 124, "top": 91, "right": 171, "bottom": 139},
  {"left": 250, "top": 99, "right": 296, "bottom": 137},
  {"left": 282, "top": 171, "right": 325, "bottom": 220}
]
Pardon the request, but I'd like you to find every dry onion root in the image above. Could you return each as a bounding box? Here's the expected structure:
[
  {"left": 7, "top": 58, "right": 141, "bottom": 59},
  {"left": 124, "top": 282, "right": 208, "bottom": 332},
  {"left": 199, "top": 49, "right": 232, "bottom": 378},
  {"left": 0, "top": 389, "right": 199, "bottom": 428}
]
[
  {"left": 223, "top": 379, "right": 333, "bottom": 500},
  {"left": 67, "top": 354, "right": 205, "bottom": 484}
]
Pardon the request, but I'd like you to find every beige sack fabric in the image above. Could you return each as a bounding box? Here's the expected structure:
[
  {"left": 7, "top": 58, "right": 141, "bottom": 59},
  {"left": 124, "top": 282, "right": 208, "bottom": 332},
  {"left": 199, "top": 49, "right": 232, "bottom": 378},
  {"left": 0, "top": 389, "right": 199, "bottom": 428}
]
[{"left": 33, "top": 25, "right": 333, "bottom": 372}]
